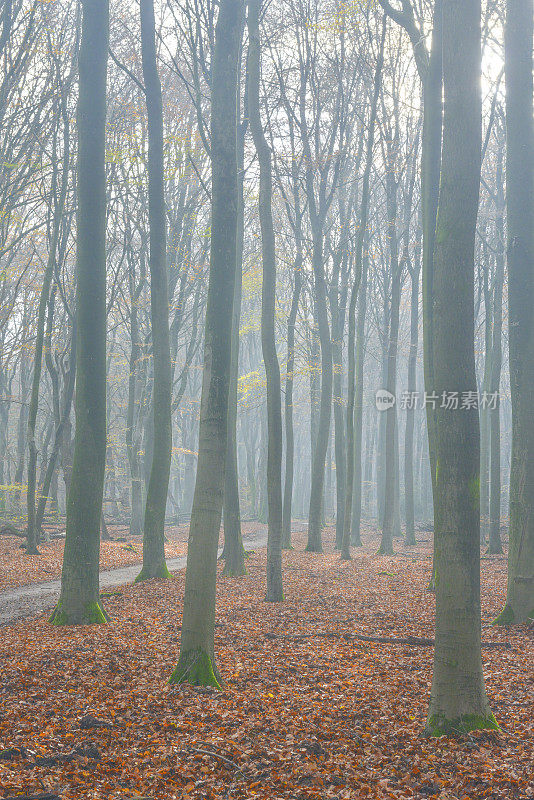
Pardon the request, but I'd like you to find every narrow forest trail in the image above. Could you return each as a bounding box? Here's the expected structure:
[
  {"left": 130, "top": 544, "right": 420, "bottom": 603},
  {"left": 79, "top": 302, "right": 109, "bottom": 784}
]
[{"left": 0, "top": 526, "right": 277, "bottom": 625}]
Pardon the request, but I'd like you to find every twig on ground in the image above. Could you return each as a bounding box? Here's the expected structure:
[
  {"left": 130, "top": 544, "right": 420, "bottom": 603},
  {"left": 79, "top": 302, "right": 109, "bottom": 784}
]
[{"left": 264, "top": 632, "right": 511, "bottom": 649}]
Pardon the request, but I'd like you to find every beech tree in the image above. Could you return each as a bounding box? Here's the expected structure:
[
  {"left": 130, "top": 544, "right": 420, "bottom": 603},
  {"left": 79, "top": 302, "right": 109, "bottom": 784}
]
[
  {"left": 170, "top": 0, "right": 243, "bottom": 687},
  {"left": 136, "top": 0, "right": 173, "bottom": 582},
  {"left": 50, "top": 0, "right": 110, "bottom": 626},
  {"left": 425, "top": 0, "right": 496, "bottom": 734},
  {"left": 247, "top": 0, "right": 284, "bottom": 601},
  {"left": 494, "top": 0, "right": 534, "bottom": 625}
]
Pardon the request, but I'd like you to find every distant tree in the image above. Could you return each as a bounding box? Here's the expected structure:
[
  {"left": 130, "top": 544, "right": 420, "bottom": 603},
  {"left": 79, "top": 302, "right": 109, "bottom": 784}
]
[
  {"left": 26, "top": 46, "right": 74, "bottom": 554},
  {"left": 342, "top": 17, "right": 385, "bottom": 559}
]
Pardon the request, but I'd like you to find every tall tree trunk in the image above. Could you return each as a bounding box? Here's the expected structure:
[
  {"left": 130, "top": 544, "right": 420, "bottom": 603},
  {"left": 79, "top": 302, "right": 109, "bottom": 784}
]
[
  {"left": 136, "top": 0, "right": 173, "bottom": 582},
  {"left": 0, "top": 367, "right": 9, "bottom": 519},
  {"left": 363, "top": 408, "right": 375, "bottom": 519},
  {"left": 376, "top": 308, "right": 389, "bottom": 527},
  {"left": 488, "top": 158, "right": 505, "bottom": 556},
  {"left": 308, "top": 313, "right": 320, "bottom": 509},
  {"left": 50, "top": 0, "right": 109, "bottom": 626},
  {"left": 170, "top": 0, "right": 243, "bottom": 686},
  {"left": 421, "top": 1, "right": 442, "bottom": 589},
  {"left": 379, "top": 137, "right": 402, "bottom": 555},
  {"left": 405, "top": 232, "right": 421, "bottom": 546},
  {"left": 349, "top": 253, "right": 369, "bottom": 548},
  {"left": 494, "top": 0, "right": 534, "bottom": 624},
  {"left": 306, "top": 231, "right": 332, "bottom": 554},
  {"left": 379, "top": 268, "right": 401, "bottom": 555},
  {"left": 425, "top": 0, "right": 496, "bottom": 734},
  {"left": 26, "top": 90, "right": 70, "bottom": 555},
  {"left": 222, "top": 69, "right": 246, "bottom": 577},
  {"left": 13, "top": 337, "right": 29, "bottom": 510},
  {"left": 282, "top": 251, "right": 302, "bottom": 549},
  {"left": 35, "top": 330, "right": 76, "bottom": 538},
  {"left": 341, "top": 20, "right": 385, "bottom": 559},
  {"left": 480, "top": 261, "right": 492, "bottom": 544},
  {"left": 248, "top": 0, "right": 283, "bottom": 600}
]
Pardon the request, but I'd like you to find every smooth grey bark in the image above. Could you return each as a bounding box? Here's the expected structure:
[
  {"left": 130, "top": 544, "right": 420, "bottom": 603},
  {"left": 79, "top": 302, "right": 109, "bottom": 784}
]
[
  {"left": 379, "top": 0, "right": 442, "bottom": 510},
  {"left": 404, "top": 229, "right": 421, "bottom": 546},
  {"left": 0, "top": 358, "right": 9, "bottom": 517},
  {"left": 126, "top": 244, "right": 146, "bottom": 538},
  {"left": 376, "top": 299, "right": 389, "bottom": 527},
  {"left": 35, "top": 330, "right": 76, "bottom": 540},
  {"left": 137, "top": 0, "right": 173, "bottom": 582},
  {"left": 480, "top": 257, "right": 492, "bottom": 544},
  {"left": 363, "top": 408, "right": 376, "bottom": 519},
  {"left": 379, "top": 132, "right": 402, "bottom": 555},
  {"left": 26, "top": 85, "right": 70, "bottom": 555},
  {"left": 494, "top": 0, "right": 534, "bottom": 624},
  {"left": 171, "top": 0, "right": 243, "bottom": 687},
  {"left": 330, "top": 196, "right": 350, "bottom": 550},
  {"left": 13, "top": 330, "right": 29, "bottom": 510},
  {"left": 247, "top": 0, "right": 283, "bottom": 602},
  {"left": 426, "top": 0, "right": 496, "bottom": 735},
  {"left": 341, "top": 20, "right": 385, "bottom": 559},
  {"left": 50, "top": 0, "right": 110, "bottom": 627},
  {"left": 306, "top": 231, "right": 332, "bottom": 554},
  {"left": 349, "top": 252, "right": 369, "bottom": 549},
  {"left": 281, "top": 244, "right": 302, "bottom": 548},
  {"left": 488, "top": 145, "right": 505, "bottom": 556},
  {"left": 222, "top": 57, "right": 246, "bottom": 578}
]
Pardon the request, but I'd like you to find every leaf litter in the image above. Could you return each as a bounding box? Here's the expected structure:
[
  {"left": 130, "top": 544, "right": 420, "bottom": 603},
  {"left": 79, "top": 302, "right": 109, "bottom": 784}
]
[{"left": 0, "top": 526, "right": 532, "bottom": 800}]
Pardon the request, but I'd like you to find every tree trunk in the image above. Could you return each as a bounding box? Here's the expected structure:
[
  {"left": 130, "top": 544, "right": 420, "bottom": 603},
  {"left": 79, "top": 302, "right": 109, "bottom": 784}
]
[
  {"left": 306, "top": 231, "right": 332, "bottom": 554},
  {"left": 421, "top": 0, "right": 443, "bottom": 510},
  {"left": 480, "top": 262, "right": 492, "bottom": 544},
  {"left": 170, "top": 0, "right": 243, "bottom": 686},
  {"left": 379, "top": 136, "right": 401, "bottom": 555},
  {"left": 282, "top": 251, "right": 302, "bottom": 549},
  {"left": 405, "top": 233, "right": 421, "bottom": 546},
  {"left": 35, "top": 331, "right": 76, "bottom": 538},
  {"left": 425, "top": 0, "right": 496, "bottom": 735},
  {"left": 488, "top": 158, "right": 505, "bottom": 556},
  {"left": 50, "top": 0, "right": 109, "bottom": 627},
  {"left": 26, "top": 87, "right": 70, "bottom": 555},
  {"left": 222, "top": 68, "right": 246, "bottom": 578},
  {"left": 494, "top": 0, "right": 534, "bottom": 625},
  {"left": 341, "top": 20, "right": 385, "bottom": 559},
  {"left": 350, "top": 254, "right": 369, "bottom": 548},
  {"left": 136, "top": 0, "right": 173, "bottom": 582},
  {"left": 248, "top": 0, "right": 284, "bottom": 600},
  {"left": 13, "top": 342, "right": 29, "bottom": 510}
]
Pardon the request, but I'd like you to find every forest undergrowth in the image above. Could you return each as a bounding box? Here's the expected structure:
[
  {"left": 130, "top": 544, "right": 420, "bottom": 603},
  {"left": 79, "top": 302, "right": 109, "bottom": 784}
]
[{"left": 0, "top": 527, "right": 532, "bottom": 800}]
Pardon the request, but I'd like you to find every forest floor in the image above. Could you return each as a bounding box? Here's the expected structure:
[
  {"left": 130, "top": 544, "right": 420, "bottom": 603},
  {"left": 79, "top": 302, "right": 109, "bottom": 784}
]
[
  {"left": 0, "top": 523, "right": 191, "bottom": 591},
  {"left": 0, "top": 522, "right": 264, "bottom": 591},
  {"left": 0, "top": 526, "right": 532, "bottom": 800}
]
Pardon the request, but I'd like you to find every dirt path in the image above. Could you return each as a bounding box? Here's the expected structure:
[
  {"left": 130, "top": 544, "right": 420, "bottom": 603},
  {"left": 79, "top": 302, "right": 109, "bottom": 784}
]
[{"left": 0, "top": 527, "right": 272, "bottom": 625}]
